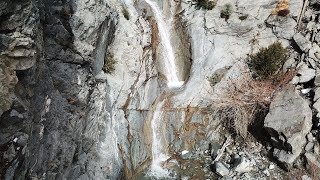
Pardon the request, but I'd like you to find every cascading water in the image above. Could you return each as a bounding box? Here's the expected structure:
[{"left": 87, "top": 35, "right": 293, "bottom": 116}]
[
  {"left": 144, "top": 0, "right": 184, "bottom": 178},
  {"left": 148, "top": 101, "right": 171, "bottom": 178},
  {"left": 145, "top": 0, "right": 184, "bottom": 88}
]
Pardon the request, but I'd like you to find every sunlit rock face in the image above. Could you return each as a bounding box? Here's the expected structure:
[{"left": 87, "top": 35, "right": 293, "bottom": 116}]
[{"left": 2, "top": 0, "right": 319, "bottom": 179}]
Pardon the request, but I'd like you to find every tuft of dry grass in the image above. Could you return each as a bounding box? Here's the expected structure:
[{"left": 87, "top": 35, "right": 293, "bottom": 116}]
[
  {"left": 272, "top": 0, "right": 290, "bottom": 16},
  {"left": 212, "top": 68, "right": 296, "bottom": 138}
]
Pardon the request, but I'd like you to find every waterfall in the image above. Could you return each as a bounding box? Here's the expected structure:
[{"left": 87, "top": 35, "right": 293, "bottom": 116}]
[
  {"left": 144, "top": 0, "right": 184, "bottom": 178},
  {"left": 145, "top": 0, "right": 184, "bottom": 88},
  {"left": 148, "top": 101, "right": 171, "bottom": 178}
]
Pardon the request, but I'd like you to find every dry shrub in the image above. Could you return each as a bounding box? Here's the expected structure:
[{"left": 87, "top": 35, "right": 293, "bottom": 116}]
[
  {"left": 212, "top": 69, "right": 296, "bottom": 138},
  {"left": 272, "top": 0, "right": 290, "bottom": 16}
]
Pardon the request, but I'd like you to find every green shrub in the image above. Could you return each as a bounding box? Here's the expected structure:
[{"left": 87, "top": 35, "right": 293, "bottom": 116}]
[
  {"left": 122, "top": 8, "right": 130, "bottom": 20},
  {"left": 103, "top": 52, "right": 116, "bottom": 74},
  {"left": 193, "top": 0, "right": 217, "bottom": 10},
  {"left": 220, "top": 3, "right": 233, "bottom": 20},
  {"left": 247, "top": 42, "right": 288, "bottom": 80}
]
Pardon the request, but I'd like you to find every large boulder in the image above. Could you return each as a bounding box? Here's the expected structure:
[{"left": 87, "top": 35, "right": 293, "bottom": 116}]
[{"left": 264, "top": 86, "right": 312, "bottom": 167}]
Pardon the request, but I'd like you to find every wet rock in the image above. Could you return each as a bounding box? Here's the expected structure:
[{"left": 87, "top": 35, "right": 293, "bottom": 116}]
[
  {"left": 264, "top": 86, "right": 312, "bottom": 166},
  {"left": 3, "top": 144, "right": 16, "bottom": 162},
  {"left": 293, "top": 33, "right": 312, "bottom": 53},
  {"left": 211, "top": 161, "right": 230, "bottom": 177},
  {"left": 297, "top": 63, "right": 316, "bottom": 83},
  {"left": 15, "top": 133, "right": 28, "bottom": 147},
  {"left": 4, "top": 159, "right": 19, "bottom": 180}
]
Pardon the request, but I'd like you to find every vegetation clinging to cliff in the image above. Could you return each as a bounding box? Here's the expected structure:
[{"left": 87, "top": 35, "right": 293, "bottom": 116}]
[
  {"left": 220, "top": 3, "right": 233, "bottom": 20},
  {"left": 193, "top": 0, "right": 217, "bottom": 10},
  {"left": 247, "top": 42, "right": 288, "bottom": 80},
  {"left": 122, "top": 8, "right": 130, "bottom": 20},
  {"left": 103, "top": 52, "right": 116, "bottom": 74}
]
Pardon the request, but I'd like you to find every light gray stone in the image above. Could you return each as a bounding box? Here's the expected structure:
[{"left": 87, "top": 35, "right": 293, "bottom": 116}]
[
  {"left": 264, "top": 86, "right": 312, "bottom": 166},
  {"left": 234, "top": 156, "right": 255, "bottom": 173},
  {"left": 283, "top": 58, "right": 296, "bottom": 70},
  {"left": 294, "top": 33, "right": 312, "bottom": 53},
  {"left": 297, "top": 63, "right": 316, "bottom": 83},
  {"left": 305, "top": 142, "right": 315, "bottom": 152},
  {"left": 212, "top": 161, "right": 230, "bottom": 177},
  {"left": 266, "top": 15, "right": 297, "bottom": 39}
]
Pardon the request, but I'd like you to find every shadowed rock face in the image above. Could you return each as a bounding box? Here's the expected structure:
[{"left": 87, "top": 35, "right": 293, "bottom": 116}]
[{"left": 0, "top": 0, "right": 119, "bottom": 179}]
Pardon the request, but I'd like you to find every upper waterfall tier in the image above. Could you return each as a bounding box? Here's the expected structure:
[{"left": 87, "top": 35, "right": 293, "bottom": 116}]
[{"left": 145, "top": 0, "right": 184, "bottom": 89}]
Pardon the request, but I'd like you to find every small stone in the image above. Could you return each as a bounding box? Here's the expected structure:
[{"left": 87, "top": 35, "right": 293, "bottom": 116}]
[
  {"left": 181, "top": 150, "right": 192, "bottom": 159},
  {"left": 297, "top": 63, "right": 316, "bottom": 83},
  {"left": 305, "top": 153, "right": 320, "bottom": 172},
  {"left": 307, "top": 133, "right": 315, "bottom": 142},
  {"left": 283, "top": 58, "right": 296, "bottom": 70},
  {"left": 234, "top": 156, "right": 254, "bottom": 173},
  {"left": 301, "top": 88, "right": 311, "bottom": 94},
  {"left": 315, "top": 72, "right": 320, "bottom": 87},
  {"left": 301, "top": 175, "right": 312, "bottom": 180},
  {"left": 314, "top": 88, "right": 320, "bottom": 101},
  {"left": 16, "top": 133, "right": 29, "bottom": 146},
  {"left": 314, "top": 142, "right": 320, "bottom": 155},
  {"left": 313, "top": 99, "right": 320, "bottom": 114},
  {"left": 3, "top": 144, "right": 16, "bottom": 162},
  {"left": 290, "top": 76, "right": 299, "bottom": 84},
  {"left": 181, "top": 150, "right": 189, "bottom": 155},
  {"left": 211, "top": 161, "right": 230, "bottom": 177},
  {"left": 305, "top": 142, "right": 315, "bottom": 152},
  {"left": 294, "top": 33, "right": 312, "bottom": 53},
  {"left": 269, "top": 164, "right": 275, "bottom": 170},
  {"left": 263, "top": 169, "right": 270, "bottom": 176},
  {"left": 307, "top": 58, "right": 316, "bottom": 69},
  {"left": 13, "top": 137, "right": 18, "bottom": 143},
  {"left": 315, "top": 32, "right": 320, "bottom": 43}
]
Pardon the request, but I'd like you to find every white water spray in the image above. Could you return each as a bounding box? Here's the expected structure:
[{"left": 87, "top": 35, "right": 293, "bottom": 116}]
[
  {"left": 148, "top": 101, "right": 171, "bottom": 178},
  {"left": 145, "top": 0, "right": 184, "bottom": 88}
]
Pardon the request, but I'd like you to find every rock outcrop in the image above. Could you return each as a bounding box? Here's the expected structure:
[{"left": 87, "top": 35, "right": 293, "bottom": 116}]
[
  {"left": 0, "top": 0, "right": 119, "bottom": 179},
  {"left": 264, "top": 87, "right": 312, "bottom": 167}
]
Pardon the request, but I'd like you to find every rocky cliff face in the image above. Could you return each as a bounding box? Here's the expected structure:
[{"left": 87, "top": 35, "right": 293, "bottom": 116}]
[
  {"left": 1, "top": 0, "right": 320, "bottom": 179},
  {"left": 0, "top": 0, "right": 119, "bottom": 179}
]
